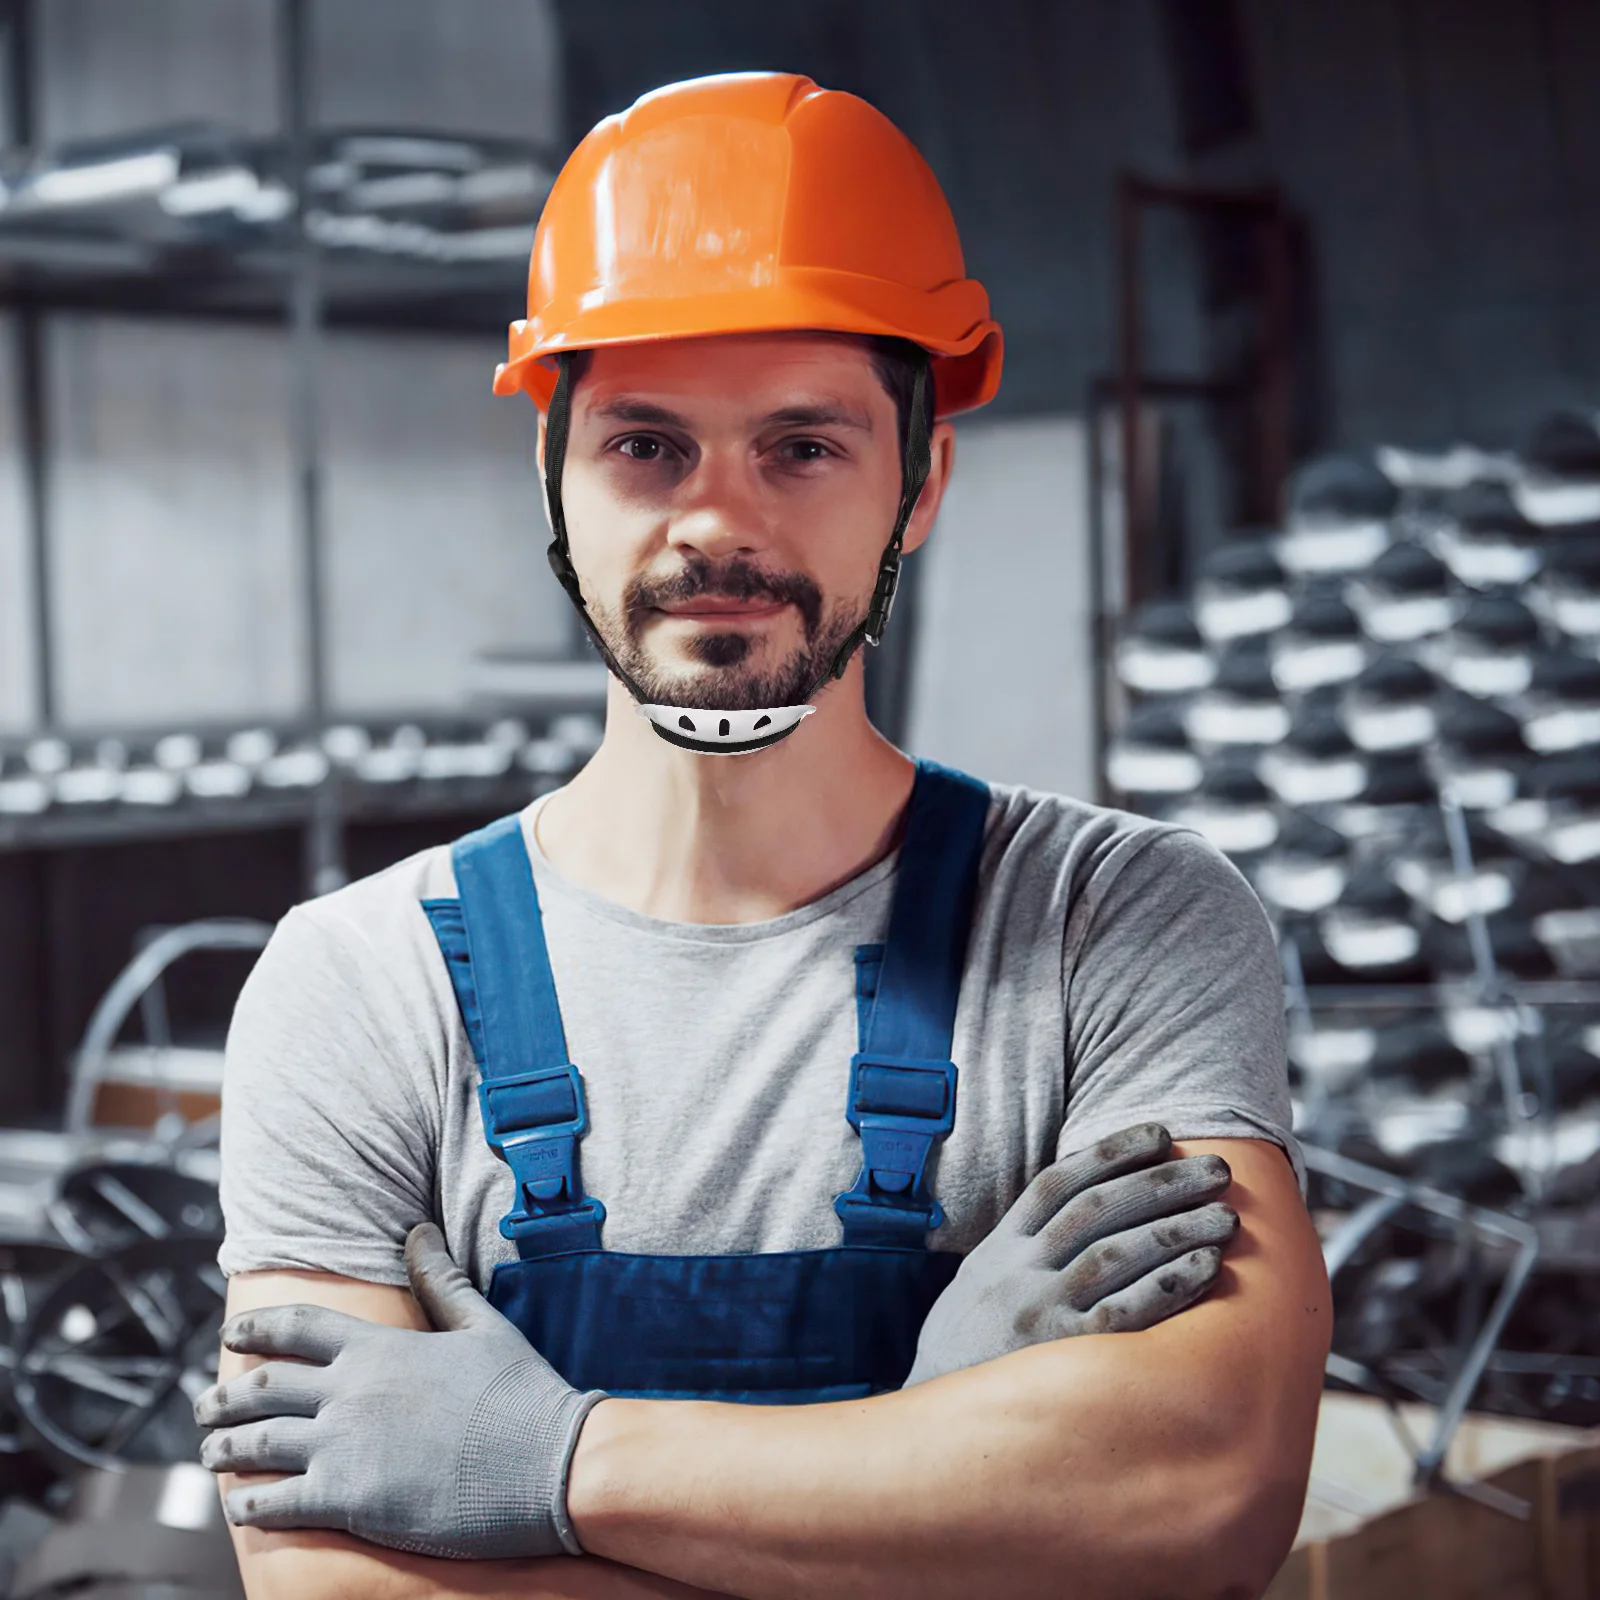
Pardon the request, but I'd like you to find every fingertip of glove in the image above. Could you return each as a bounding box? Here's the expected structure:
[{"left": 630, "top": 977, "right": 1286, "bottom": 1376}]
[
  {"left": 404, "top": 1220, "right": 446, "bottom": 1261},
  {"left": 1094, "top": 1122, "right": 1171, "bottom": 1165},
  {"left": 1174, "top": 1152, "right": 1233, "bottom": 1195}
]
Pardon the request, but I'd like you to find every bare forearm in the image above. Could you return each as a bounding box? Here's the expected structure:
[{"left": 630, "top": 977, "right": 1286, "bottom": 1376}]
[
  {"left": 568, "top": 1145, "right": 1328, "bottom": 1600},
  {"left": 570, "top": 1338, "right": 1291, "bottom": 1599}
]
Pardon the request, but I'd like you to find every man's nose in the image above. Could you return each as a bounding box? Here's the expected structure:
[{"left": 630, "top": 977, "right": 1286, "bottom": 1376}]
[{"left": 665, "top": 453, "right": 774, "bottom": 561}]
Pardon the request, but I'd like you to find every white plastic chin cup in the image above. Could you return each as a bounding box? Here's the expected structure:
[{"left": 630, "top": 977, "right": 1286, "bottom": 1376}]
[{"left": 636, "top": 702, "right": 816, "bottom": 755}]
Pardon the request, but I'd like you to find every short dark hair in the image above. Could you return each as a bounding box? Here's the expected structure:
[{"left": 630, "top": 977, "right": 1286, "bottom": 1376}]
[
  {"left": 562, "top": 334, "right": 934, "bottom": 449},
  {"left": 861, "top": 335, "right": 936, "bottom": 454}
]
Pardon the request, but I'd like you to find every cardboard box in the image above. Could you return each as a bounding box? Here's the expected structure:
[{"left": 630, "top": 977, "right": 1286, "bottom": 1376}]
[{"left": 1266, "top": 1395, "right": 1600, "bottom": 1599}]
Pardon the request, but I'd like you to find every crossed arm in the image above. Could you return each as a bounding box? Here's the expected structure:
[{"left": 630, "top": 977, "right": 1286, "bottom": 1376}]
[{"left": 217, "top": 1139, "right": 1330, "bottom": 1600}]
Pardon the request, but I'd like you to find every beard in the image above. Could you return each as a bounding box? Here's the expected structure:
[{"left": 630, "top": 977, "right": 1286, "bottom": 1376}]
[{"left": 587, "top": 555, "right": 864, "bottom": 711}]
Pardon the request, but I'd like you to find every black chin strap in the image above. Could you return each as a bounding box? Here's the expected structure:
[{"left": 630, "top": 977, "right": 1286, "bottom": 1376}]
[
  {"left": 814, "top": 354, "right": 933, "bottom": 690},
  {"left": 542, "top": 348, "right": 934, "bottom": 706},
  {"left": 541, "top": 354, "right": 648, "bottom": 699}
]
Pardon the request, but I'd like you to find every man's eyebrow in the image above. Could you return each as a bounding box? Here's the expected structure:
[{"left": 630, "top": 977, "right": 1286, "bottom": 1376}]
[
  {"left": 588, "top": 396, "right": 875, "bottom": 432},
  {"left": 591, "top": 397, "right": 695, "bottom": 428},
  {"left": 761, "top": 402, "right": 874, "bottom": 433}
]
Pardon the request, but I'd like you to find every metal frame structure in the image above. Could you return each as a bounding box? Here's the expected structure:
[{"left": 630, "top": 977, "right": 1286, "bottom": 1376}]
[
  {"left": 1086, "top": 172, "right": 1296, "bottom": 803},
  {"left": 65, "top": 918, "right": 274, "bottom": 1137},
  {"left": 2, "top": 0, "right": 53, "bottom": 728},
  {"left": 1307, "top": 1142, "right": 1541, "bottom": 1507}
]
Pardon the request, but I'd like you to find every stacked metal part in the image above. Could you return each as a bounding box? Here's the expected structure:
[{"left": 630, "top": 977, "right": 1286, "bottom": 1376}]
[
  {"left": 1112, "top": 413, "right": 1600, "bottom": 985},
  {"left": 0, "top": 712, "right": 603, "bottom": 830},
  {"left": 0, "top": 123, "right": 556, "bottom": 274},
  {"left": 1108, "top": 412, "right": 1600, "bottom": 1422},
  {"left": 0, "top": 1157, "right": 241, "bottom": 1597},
  {"left": 0, "top": 929, "right": 263, "bottom": 1593}
]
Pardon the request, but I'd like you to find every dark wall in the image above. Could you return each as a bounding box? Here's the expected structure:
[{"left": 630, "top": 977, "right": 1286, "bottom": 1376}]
[
  {"left": 0, "top": 812, "right": 513, "bottom": 1125},
  {"left": 553, "top": 0, "right": 1600, "bottom": 461},
  {"left": 553, "top": 0, "right": 1208, "bottom": 418},
  {"left": 1244, "top": 0, "right": 1600, "bottom": 452},
  {"left": 0, "top": 831, "right": 303, "bottom": 1124}
]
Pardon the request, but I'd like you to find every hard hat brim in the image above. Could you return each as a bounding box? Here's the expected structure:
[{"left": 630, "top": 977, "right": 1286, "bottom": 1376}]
[{"left": 493, "top": 271, "right": 1002, "bottom": 419}]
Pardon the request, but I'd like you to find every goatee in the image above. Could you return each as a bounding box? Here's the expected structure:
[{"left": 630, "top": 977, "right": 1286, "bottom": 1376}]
[{"left": 588, "top": 555, "right": 862, "bottom": 711}]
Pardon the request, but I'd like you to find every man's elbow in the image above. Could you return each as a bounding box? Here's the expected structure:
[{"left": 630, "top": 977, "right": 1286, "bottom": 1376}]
[
  {"left": 1187, "top": 1342, "right": 1327, "bottom": 1595},
  {"left": 1202, "top": 1443, "right": 1316, "bottom": 1599},
  {"left": 1163, "top": 1146, "right": 1332, "bottom": 1596},
  {"left": 1096, "top": 1417, "right": 1312, "bottom": 1600},
  {"left": 1113, "top": 1330, "right": 1326, "bottom": 1594}
]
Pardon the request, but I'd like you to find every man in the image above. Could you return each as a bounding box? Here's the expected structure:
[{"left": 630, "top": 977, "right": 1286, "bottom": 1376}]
[{"left": 200, "top": 73, "right": 1328, "bottom": 1600}]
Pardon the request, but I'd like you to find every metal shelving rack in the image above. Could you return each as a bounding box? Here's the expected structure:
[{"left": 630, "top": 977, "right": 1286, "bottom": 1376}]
[
  {"left": 0, "top": 0, "right": 591, "bottom": 894},
  {"left": 0, "top": 0, "right": 606, "bottom": 1125}
]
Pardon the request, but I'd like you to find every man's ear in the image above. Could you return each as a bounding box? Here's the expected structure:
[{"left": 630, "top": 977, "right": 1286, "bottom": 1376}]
[{"left": 901, "top": 420, "right": 955, "bottom": 556}]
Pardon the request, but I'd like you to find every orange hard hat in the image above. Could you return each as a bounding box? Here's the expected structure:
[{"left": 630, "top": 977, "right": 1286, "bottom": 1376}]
[{"left": 494, "top": 72, "right": 1002, "bottom": 419}]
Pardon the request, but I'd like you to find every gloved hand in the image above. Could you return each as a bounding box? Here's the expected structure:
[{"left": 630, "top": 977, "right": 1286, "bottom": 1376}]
[
  {"left": 905, "top": 1123, "right": 1238, "bottom": 1385},
  {"left": 194, "top": 1224, "right": 604, "bottom": 1560}
]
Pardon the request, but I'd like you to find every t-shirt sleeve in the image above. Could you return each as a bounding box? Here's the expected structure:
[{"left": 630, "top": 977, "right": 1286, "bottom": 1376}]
[
  {"left": 217, "top": 902, "right": 443, "bottom": 1286},
  {"left": 1057, "top": 825, "right": 1303, "bottom": 1191}
]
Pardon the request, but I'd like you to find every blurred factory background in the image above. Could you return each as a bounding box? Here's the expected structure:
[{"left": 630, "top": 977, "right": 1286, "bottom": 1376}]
[{"left": 0, "top": 3, "right": 1597, "bottom": 1597}]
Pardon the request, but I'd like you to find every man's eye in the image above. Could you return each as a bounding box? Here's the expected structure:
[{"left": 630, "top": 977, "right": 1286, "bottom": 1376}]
[
  {"left": 619, "top": 436, "right": 666, "bottom": 461},
  {"left": 784, "top": 439, "right": 830, "bottom": 462}
]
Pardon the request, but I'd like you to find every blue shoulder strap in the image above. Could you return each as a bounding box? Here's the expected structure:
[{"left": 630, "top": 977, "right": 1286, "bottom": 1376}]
[
  {"left": 835, "top": 760, "right": 991, "bottom": 1247},
  {"left": 422, "top": 814, "right": 604, "bottom": 1258},
  {"left": 423, "top": 760, "right": 990, "bottom": 1259}
]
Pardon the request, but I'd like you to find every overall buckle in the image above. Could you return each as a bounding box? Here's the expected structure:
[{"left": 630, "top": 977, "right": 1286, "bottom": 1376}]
[
  {"left": 478, "top": 1064, "right": 591, "bottom": 1222},
  {"left": 834, "top": 1054, "right": 958, "bottom": 1243},
  {"left": 499, "top": 1196, "right": 606, "bottom": 1251}
]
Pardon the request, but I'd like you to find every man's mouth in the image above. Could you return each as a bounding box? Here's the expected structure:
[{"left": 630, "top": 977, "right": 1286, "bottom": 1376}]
[
  {"left": 654, "top": 597, "right": 790, "bottom": 621},
  {"left": 624, "top": 559, "right": 824, "bottom": 646}
]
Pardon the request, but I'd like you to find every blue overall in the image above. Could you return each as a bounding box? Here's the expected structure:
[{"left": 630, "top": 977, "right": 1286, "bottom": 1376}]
[{"left": 421, "top": 760, "right": 990, "bottom": 1403}]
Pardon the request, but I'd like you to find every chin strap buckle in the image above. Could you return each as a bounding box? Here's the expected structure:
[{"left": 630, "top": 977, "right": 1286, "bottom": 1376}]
[{"left": 863, "top": 555, "right": 902, "bottom": 648}]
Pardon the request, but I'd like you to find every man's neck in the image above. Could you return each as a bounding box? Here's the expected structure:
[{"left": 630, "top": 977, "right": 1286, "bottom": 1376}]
[{"left": 534, "top": 671, "right": 915, "bottom": 924}]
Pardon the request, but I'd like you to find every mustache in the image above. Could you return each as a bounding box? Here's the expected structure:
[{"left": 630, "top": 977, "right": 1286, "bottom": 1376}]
[{"left": 624, "top": 558, "right": 824, "bottom": 640}]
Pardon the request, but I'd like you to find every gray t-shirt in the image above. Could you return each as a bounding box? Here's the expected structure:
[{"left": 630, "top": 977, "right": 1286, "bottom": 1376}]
[{"left": 218, "top": 782, "right": 1299, "bottom": 1292}]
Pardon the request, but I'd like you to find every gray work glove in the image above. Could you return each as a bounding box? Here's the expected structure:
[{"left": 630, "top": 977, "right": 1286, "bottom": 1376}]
[
  {"left": 194, "top": 1224, "right": 604, "bottom": 1559},
  {"left": 905, "top": 1123, "right": 1238, "bottom": 1386}
]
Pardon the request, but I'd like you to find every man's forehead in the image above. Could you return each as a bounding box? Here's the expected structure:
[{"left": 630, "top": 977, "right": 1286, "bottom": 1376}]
[{"left": 576, "top": 332, "right": 885, "bottom": 420}]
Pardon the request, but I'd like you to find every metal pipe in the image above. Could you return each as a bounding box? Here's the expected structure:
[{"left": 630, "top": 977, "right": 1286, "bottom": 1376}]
[
  {"left": 1115, "top": 174, "right": 1143, "bottom": 613},
  {"left": 16, "top": 307, "right": 51, "bottom": 726},
  {"left": 1085, "top": 378, "right": 1109, "bottom": 805},
  {"left": 1417, "top": 1228, "right": 1540, "bottom": 1482},
  {"left": 1286, "top": 979, "right": 1600, "bottom": 1009},
  {"left": 279, "top": 0, "right": 325, "bottom": 724},
  {"left": 277, "top": 0, "right": 344, "bottom": 896},
  {"left": 1258, "top": 208, "right": 1293, "bottom": 523},
  {"left": 4, "top": 0, "right": 53, "bottom": 728},
  {"left": 66, "top": 919, "right": 273, "bottom": 1135},
  {"left": 1300, "top": 1143, "right": 1541, "bottom": 1486},
  {"left": 1320, "top": 1190, "right": 1408, "bottom": 1280},
  {"left": 1440, "top": 789, "right": 1536, "bottom": 1179}
]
